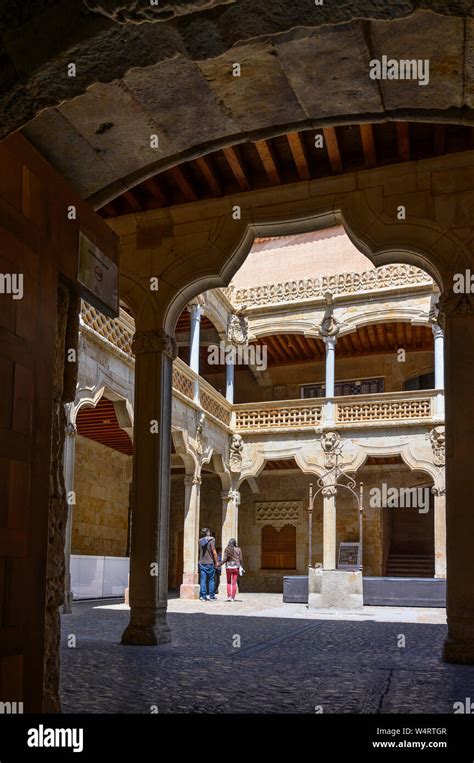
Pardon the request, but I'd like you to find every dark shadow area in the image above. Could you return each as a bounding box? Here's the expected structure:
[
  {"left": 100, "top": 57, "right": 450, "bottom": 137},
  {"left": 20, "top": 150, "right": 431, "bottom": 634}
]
[{"left": 60, "top": 601, "right": 474, "bottom": 714}]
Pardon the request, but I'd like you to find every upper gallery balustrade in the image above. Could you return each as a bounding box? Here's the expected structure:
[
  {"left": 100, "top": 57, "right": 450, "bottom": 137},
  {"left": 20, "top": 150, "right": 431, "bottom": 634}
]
[{"left": 79, "top": 301, "right": 443, "bottom": 434}]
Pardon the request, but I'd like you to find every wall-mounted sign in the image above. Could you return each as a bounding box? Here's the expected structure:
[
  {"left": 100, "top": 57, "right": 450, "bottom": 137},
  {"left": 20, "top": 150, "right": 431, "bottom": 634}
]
[
  {"left": 77, "top": 232, "right": 119, "bottom": 317},
  {"left": 337, "top": 542, "right": 361, "bottom": 570}
]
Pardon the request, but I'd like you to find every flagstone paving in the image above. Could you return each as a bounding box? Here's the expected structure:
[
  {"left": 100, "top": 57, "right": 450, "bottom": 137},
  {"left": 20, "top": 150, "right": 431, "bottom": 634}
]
[{"left": 60, "top": 595, "right": 474, "bottom": 714}]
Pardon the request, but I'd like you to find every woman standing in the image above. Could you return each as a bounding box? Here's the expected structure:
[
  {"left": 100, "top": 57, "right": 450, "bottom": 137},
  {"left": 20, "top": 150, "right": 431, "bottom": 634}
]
[{"left": 220, "top": 538, "right": 243, "bottom": 602}]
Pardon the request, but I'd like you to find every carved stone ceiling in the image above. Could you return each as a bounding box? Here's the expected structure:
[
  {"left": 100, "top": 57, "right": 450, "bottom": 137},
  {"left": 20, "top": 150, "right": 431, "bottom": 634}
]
[{"left": 0, "top": 2, "right": 472, "bottom": 205}]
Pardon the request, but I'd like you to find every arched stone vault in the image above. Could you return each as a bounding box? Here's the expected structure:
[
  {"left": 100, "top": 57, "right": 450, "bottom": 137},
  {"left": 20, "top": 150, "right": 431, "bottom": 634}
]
[{"left": 3, "top": 5, "right": 472, "bottom": 204}]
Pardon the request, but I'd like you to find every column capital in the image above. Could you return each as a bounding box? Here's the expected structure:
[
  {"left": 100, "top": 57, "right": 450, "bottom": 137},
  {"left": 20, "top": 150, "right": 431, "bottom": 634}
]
[
  {"left": 438, "top": 290, "right": 474, "bottom": 319},
  {"left": 187, "top": 302, "right": 204, "bottom": 319},
  {"left": 322, "top": 485, "right": 337, "bottom": 497},
  {"left": 431, "top": 485, "right": 446, "bottom": 497},
  {"left": 184, "top": 474, "right": 202, "bottom": 486},
  {"left": 132, "top": 329, "right": 177, "bottom": 359},
  {"left": 221, "top": 489, "right": 240, "bottom": 503},
  {"left": 431, "top": 322, "right": 444, "bottom": 339},
  {"left": 65, "top": 422, "right": 77, "bottom": 437},
  {"left": 323, "top": 334, "right": 337, "bottom": 350}
]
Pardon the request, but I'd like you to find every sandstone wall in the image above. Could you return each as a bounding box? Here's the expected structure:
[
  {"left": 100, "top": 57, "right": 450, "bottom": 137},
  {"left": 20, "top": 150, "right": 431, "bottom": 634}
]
[{"left": 72, "top": 435, "right": 131, "bottom": 557}]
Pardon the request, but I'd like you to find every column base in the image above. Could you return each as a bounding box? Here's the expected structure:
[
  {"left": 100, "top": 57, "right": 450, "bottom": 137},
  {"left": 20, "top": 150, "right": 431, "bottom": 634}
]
[
  {"left": 121, "top": 606, "right": 171, "bottom": 646},
  {"left": 180, "top": 583, "right": 200, "bottom": 599},
  {"left": 443, "top": 637, "right": 474, "bottom": 664}
]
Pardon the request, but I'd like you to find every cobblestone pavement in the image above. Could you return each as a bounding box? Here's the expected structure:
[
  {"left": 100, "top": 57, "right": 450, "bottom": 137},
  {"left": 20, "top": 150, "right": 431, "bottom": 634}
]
[{"left": 61, "top": 595, "right": 474, "bottom": 714}]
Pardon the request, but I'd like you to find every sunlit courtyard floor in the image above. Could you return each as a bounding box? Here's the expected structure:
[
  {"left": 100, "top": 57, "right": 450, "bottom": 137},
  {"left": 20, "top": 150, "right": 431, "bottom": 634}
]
[{"left": 61, "top": 594, "right": 474, "bottom": 714}]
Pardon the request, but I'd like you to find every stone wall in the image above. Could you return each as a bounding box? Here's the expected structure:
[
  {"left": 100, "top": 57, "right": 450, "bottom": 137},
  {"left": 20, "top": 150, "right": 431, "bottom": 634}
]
[{"left": 72, "top": 435, "right": 131, "bottom": 557}]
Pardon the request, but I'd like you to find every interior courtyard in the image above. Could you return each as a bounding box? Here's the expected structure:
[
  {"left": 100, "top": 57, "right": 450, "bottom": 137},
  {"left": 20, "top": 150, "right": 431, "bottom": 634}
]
[{"left": 1, "top": 1, "right": 474, "bottom": 721}]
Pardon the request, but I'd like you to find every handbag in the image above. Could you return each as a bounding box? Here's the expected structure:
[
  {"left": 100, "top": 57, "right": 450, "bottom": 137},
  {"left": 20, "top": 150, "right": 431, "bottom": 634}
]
[{"left": 239, "top": 566, "right": 245, "bottom": 576}]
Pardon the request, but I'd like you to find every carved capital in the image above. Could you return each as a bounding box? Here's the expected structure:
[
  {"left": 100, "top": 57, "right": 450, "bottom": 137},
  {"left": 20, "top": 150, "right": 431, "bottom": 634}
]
[
  {"left": 431, "top": 485, "right": 446, "bottom": 497},
  {"left": 132, "top": 329, "right": 177, "bottom": 359},
  {"left": 322, "top": 485, "right": 338, "bottom": 497},
  {"left": 438, "top": 290, "right": 474, "bottom": 319},
  {"left": 65, "top": 422, "right": 77, "bottom": 437},
  {"left": 431, "top": 323, "right": 444, "bottom": 339},
  {"left": 319, "top": 314, "right": 340, "bottom": 339},
  {"left": 184, "top": 474, "right": 202, "bottom": 487}
]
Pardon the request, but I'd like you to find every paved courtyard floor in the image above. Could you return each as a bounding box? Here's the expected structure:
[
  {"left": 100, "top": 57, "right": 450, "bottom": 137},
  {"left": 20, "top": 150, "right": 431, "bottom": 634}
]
[{"left": 60, "top": 594, "right": 474, "bottom": 714}]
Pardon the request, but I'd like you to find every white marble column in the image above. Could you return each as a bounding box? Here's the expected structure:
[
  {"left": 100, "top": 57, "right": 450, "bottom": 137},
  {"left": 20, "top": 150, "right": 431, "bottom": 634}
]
[
  {"left": 121, "top": 328, "right": 176, "bottom": 646},
  {"left": 322, "top": 486, "right": 337, "bottom": 570},
  {"left": 188, "top": 303, "right": 203, "bottom": 402},
  {"left": 225, "top": 354, "right": 235, "bottom": 403},
  {"left": 432, "top": 486, "right": 446, "bottom": 579},
  {"left": 180, "top": 474, "right": 201, "bottom": 599},
  {"left": 324, "top": 335, "right": 337, "bottom": 426},
  {"left": 432, "top": 322, "right": 445, "bottom": 419},
  {"left": 62, "top": 420, "right": 77, "bottom": 614},
  {"left": 221, "top": 489, "right": 239, "bottom": 551}
]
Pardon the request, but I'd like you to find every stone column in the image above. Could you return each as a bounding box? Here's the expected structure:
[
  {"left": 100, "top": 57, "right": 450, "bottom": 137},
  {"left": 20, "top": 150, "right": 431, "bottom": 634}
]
[
  {"left": 221, "top": 489, "right": 239, "bottom": 551},
  {"left": 432, "top": 322, "right": 445, "bottom": 419},
  {"left": 62, "top": 420, "right": 77, "bottom": 614},
  {"left": 121, "top": 329, "right": 176, "bottom": 646},
  {"left": 324, "top": 336, "right": 337, "bottom": 426},
  {"left": 188, "top": 302, "right": 203, "bottom": 402},
  {"left": 440, "top": 292, "right": 474, "bottom": 663},
  {"left": 180, "top": 474, "right": 202, "bottom": 599},
  {"left": 322, "top": 486, "right": 337, "bottom": 570},
  {"left": 432, "top": 486, "right": 446, "bottom": 579},
  {"left": 225, "top": 354, "right": 235, "bottom": 403}
]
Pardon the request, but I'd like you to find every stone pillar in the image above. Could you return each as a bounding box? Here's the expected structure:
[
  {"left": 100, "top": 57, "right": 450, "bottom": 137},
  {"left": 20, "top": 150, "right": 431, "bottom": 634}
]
[
  {"left": 188, "top": 303, "right": 203, "bottom": 402},
  {"left": 432, "top": 323, "right": 445, "bottom": 419},
  {"left": 324, "top": 336, "right": 337, "bottom": 426},
  {"left": 441, "top": 292, "right": 474, "bottom": 663},
  {"left": 225, "top": 354, "right": 235, "bottom": 403},
  {"left": 121, "top": 329, "right": 176, "bottom": 646},
  {"left": 62, "top": 420, "right": 76, "bottom": 614},
  {"left": 432, "top": 486, "right": 446, "bottom": 579},
  {"left": 180, "top": 474, "right": 202, "bottom": 599},
  {"left": 221, "top": 489, "right": 239, "bottom": 551},
  {"left": 322, "top": 486, "right": 337, "bottom": 570}
]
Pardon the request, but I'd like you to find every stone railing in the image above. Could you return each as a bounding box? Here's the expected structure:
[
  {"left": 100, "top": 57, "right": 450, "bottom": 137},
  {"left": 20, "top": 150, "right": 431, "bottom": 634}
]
[
  {"left": 172, "top": 358, "right": 233, "bottom": 428},
  {"left": 334, "top": 390, "right": 436, "bottom": 426},
  {"left": 223, "top": 264, "right": 433, "bottom": 309},
  {"left": 234, "top": 390, "right": 437, "bottom": 432},
  {"left": 234, "top": 400, "right": 323, "bottom": 432},
  {"left": 80, "top": 301, "right": 134, "bottom": 358}
]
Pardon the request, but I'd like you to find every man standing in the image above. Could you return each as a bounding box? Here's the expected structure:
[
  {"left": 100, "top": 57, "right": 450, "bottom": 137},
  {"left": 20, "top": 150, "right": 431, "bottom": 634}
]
[{"left": 198, "top": 528, "right": 219, "bottom": 601}]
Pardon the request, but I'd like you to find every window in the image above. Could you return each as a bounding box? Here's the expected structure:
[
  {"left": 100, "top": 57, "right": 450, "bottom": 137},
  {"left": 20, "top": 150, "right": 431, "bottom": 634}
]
[
  {"left": 403, "top": 371, "right": 435, "bottom": 391},
  {"left": 261, "top": 525, "right": 296, "bottom": 569},
  {"left": 301, "top": 377, "right": 384, "bottom": 398}
]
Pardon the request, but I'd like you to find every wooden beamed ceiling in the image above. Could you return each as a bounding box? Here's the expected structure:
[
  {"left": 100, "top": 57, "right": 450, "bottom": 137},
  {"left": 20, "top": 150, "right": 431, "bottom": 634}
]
[
  {"left": 76, "top": 397, "right": 133, "bottom": 455},
  {"left": 253, "top": 323, "right": 433, "bottom": 369},
  {"left": 175, "top": 321, "right": 433, "bottom": 374},
  {"left": 99, "top": 122, "right": 474, "bottom": 218}
]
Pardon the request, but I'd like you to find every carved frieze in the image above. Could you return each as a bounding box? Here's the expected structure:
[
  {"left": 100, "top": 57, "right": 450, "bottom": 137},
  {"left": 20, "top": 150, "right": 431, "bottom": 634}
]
[{"left": 255, "top": 501, "right": 302, "bottom": 528}]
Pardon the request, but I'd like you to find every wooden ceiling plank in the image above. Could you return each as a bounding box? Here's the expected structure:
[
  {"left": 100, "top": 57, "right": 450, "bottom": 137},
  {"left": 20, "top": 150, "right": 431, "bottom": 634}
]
[
  {"left": 396, "top": 123, "right": 410, "bottom": 162},
  {"left": 223, "top": 146, "right": 250, "bottom": 191},
  {"left": 123, "top": 190, "right": 141, "bottom": 212},
  {"left": 195, "top": 156, "right": 222, "bottom": 196},
  {"left": 323, "top": 127, "right": 342, "bottom": 173},
  {"left": 144, "top": 177, "right": 168, "bottom": 206},
  {"left": 286, "top": 132, "right": 310, "bottom": 180},
  {"left": 359, "top": 123, "right": 377, "bottom": 168},
  {"left": 170, "top": 166, "right": 198, "bottom": 202},
  {"left": 254, "top": 139, "right": 281, "bottom": 185}
]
